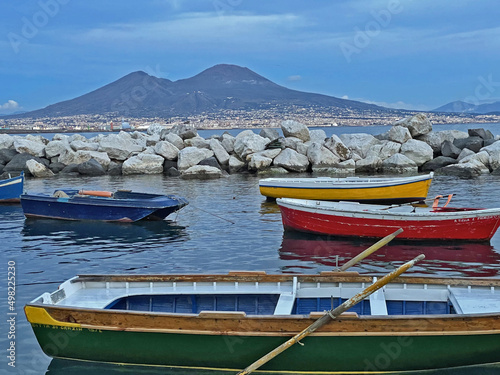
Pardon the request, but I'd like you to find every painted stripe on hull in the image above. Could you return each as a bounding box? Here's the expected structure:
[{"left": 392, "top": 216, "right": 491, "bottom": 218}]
[
  {"left": 0, "top": 175, "right": 23, "bottom": 202},
  {"left": 279, "top": 205, "right": 500, "bottom": 240},
  {"left": 30, "top": 324, "right": 500, "bottom": 372}
]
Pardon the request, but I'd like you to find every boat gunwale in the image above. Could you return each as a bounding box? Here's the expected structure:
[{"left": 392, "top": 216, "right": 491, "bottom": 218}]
[
  {"left": 25, "top": 303, "right": 500, "bottom": 336},
  {"left": 277, "top": 198, "right": 500, "bottom": 220},
  {"left": 20, "top": 193, "right": 184, "bottom": 206},
  {"left": 70, "top": 273, "right": 500, "bottom": 287}
]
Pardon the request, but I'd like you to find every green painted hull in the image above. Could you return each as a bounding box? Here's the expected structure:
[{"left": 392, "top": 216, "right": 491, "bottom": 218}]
[{"left": 31, "top": 324, "right": 500, "bottom": 373}]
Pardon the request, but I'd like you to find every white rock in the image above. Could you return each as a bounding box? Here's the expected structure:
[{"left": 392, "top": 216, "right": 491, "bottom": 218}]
[
  {"left": 70, "top": 140, "right": 99, "bottom": 152},
  {"left": 307, "top": 142, "right": 340, "bottom": 167},
  {"left": 154, "top": 141, "right": 179, "bottom": 161},
  {"left": 122, "top": 153, "right": 164, "bottom": 175},
  {"left": 98, "top": 132, "right": 144, "bottom": 160},
  {"left": 181, "top": 165, "right": 223, "bottom": 179},
  {"left": 184, "top": 136, "right": 210, "bottom": 149},
  {"left": 326, "top": 159, "right": 356, "bottom": 175},
  {"left": 58, "top": 150, "right": 110, "bottom": 167},
  {"left": 233, "top": 133, "right": 268, "bottom": 159},
  {"left": 388, "top": 125, "right": 412, "bottom": 144},
  {"left": 393, "top": 113, "right": 432, "bottom": 137},
  {"left": 26, "top": 134, "right": 49, "bottom": 145},
  {"left": 209, "top": 139, "right": 230, "bottom": 166},
  {"left": 164, "top": 133, "right": 184, "bottom": 150},
  {"left": 45, "top": 140, "right": 72, "bottom": 159},
  {"left": 339, "top": 133, "right": 381, "bottom": 158},
  {"left": 168, "top": 124, "right": 198, "bottom": 140},
  {"left": 283, "top": 137, "right": 303, "bottom": 152},
  {"left": 371, "top": 141, "right": 401, "bottom": 161},
  {"left": 0, "top": 134, "right": 14, "bottom": 149},
  {"left": 52, "top": 134, "right": 70, "bottom": 141},
  {"left": 69, "top": 134, "right": 87, "bottom": 143},
  {"left": 400, "top": 139, "right": 433, "bottom": 166},
  {"left": 247, "top": 149, "right": 281, "bottom": 161},
  {"left": 235, "top": 130, "right": 256, "bottom": 139},
  {"left": 13, "top": 139, "right": 45, "bottom": 157},
  {"left": 229, "top": 155, "right": 245, "bottom": 174},
  {"left": 324, "top": 135, "right": 350, "bottom": 160},
  {"left": 381, "top": 153, "right": 418, "bottom": 174},
  {"left": 147, "top": 123, "right": 167, "bottom": 136},
  {"left": 355, "top": 155, "right": 382, "bottom": 173},
  {"left": 418, "top": 130, "right": 468, "bottom": 153},
  {"left": 221, "top": 134, "right": 235, "bottom": 153},
  {"left": 274, "top": 148, "right": 309, "bottom": 172},
  {"left": 281, "top": 120, "right": 310, "bottom": 142},
  {"left": 259, "top": 128, "right": 280, "bottom": 141},
  {"left": 248, "top": 154, "right": 273, "bottom": 171},
  {"left": 309, "top": 129, "right": 327, "bottom": 144},
  {"left": 457, "top": 148, "right": 475, "bottom": 161},
  {"left": 459, "top": 150, "right": 490, "bottom": 170},
  {"left": 177, "top": 147, "right": 214, "bottom": 171},
  {"left": 26, "top": 159, "right": 54, "bottom": 178}
]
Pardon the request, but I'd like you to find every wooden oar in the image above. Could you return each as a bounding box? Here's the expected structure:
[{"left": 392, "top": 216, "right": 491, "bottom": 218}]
[
  {"left": 337, "top": 228, "right": 403, "bottom": 271},
  {"left": 236, "top": 254, "right": 425, "bottom": 375}
]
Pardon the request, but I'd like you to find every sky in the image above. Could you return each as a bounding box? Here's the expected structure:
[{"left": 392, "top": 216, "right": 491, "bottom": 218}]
[{"left": 1, "top": 0, "right": 500, "bottom": 115}]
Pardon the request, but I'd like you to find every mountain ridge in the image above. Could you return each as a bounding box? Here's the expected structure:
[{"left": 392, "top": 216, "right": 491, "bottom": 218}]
[
  {"left": 434, "top": 100, "right": 500, "bottom": 114},
  {"left": 5, "top": 64, "right": 394, "bottom": 119}
]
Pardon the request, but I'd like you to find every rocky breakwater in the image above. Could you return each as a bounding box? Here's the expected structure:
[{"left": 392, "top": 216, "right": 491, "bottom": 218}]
[{"left": 0, "top": 114, "right": 499, "bottom": 180}]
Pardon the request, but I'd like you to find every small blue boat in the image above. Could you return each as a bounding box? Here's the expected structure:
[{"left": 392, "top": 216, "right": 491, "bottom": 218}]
[
  {"left": 20, "top": 189, "right": 188, "bottom": 222},
  {"left": 0, "top": 172, "right": 24, "bottom": 203}
]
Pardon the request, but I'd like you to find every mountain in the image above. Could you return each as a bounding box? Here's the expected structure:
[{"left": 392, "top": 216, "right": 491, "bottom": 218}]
[
  {"left": 6, "top": 64, "right": 392, "bottom": 119},
  {"left": 434, "top": 100, "right": 500, "bottom": 114}
]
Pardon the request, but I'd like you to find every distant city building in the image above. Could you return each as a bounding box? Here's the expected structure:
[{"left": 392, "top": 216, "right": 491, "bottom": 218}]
[{"left": 121, "top": 119, "right": 131, "bottom": 130}]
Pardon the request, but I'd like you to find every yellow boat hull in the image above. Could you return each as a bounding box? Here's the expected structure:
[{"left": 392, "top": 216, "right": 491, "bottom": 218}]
[{"left": 259, "top": 174, "right": 433, "bottom": 203}]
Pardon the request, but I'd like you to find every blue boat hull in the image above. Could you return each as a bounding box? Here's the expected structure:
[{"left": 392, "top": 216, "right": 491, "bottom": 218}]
[
  {"left": 20, "top": 190, "right": 188, "bottom": 222},
  {"left": 0, "top": 173, "right": 24, "bottom": 203}
]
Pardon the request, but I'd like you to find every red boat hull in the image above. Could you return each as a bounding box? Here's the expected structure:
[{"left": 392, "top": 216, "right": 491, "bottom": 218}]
[{"left": 279, "top": 205, "right": 500, "bottom": 241}]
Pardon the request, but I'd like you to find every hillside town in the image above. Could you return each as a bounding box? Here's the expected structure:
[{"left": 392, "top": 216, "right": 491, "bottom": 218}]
[{"left": 1, "top": 107, "right": 499, "bottom": 134}]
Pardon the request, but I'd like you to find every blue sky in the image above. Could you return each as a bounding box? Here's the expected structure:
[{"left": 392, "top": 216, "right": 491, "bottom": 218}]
[{"left": 2, "top": 0, "right": 500, "bottom": 114}]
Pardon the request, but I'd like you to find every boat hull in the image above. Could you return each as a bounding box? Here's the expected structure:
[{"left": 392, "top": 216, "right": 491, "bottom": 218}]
[
  {"left": 20, "top": 192, "right": 188, "bottom": 222},
  {"left": 0, "top": 173, "right": 23, "bottom": 203},
  {"left": 259, "top": 173, "right": 433, "bottom": 203},
  {"left": 278, "top": 201, "right": 500, "bottom": 241},
  {"left": 26, "top": 305, "right": 500, "bottom": 372}
]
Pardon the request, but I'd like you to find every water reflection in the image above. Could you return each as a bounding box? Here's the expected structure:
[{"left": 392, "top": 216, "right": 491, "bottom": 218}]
[
  {"left": 46, "top": 358, "right": 500, "bottom": 375},
  {"left": 22, "top": 218, "right": 188, "bottom": 245},
  {"left": 279, "top": 232, "right": 500, "bottom": 277}
]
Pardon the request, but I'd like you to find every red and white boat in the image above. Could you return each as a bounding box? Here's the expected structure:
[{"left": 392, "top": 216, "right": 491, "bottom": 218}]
[{"left": 277, "top": 196, "right": 500, "bottom": 241}]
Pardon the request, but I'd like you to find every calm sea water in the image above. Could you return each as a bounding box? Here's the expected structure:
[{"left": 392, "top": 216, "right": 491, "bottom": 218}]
[{"left": 2, "top": 124, "right": 500, "bottom": 374}]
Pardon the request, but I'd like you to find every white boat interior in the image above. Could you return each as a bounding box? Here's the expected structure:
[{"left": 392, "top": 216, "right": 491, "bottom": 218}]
[{"left": 32, "top": 275, "right": 500, "bottom": 317}]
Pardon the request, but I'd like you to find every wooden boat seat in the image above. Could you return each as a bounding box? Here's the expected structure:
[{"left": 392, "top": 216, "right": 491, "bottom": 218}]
[
  {"left": 448, "top": 287, "right": 500, "bottom": 314},
  {"left": 274, "top": 293, "right": 296, "bottom": 315},
  {"left": 369, "top": 280, "right": 388, "bottom": 315},
  {"left": 274, "top": 277, "right": 297, "bottom": 315}
]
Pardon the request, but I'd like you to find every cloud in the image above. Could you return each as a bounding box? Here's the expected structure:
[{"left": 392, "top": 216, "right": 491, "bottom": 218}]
[
  {"left": 77, "top": 12, "right": 304, "bottom": 49},
  {"left": 357, "top": 98, "right": 431, "bottom": 111},
  {"left": 0, "top": 100, "right": 19, "bottom": 111},
  {"left": 287, "top": 75, "right": 302, "bottom": 81}
]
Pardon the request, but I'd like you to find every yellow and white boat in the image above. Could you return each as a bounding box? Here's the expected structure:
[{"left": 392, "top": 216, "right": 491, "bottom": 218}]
[{"left": 259, "top": 172, "right": 433, "bottom": 204}]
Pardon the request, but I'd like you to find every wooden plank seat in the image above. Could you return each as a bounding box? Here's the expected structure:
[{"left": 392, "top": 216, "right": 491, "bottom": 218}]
[{"left": 448, "top": 287, "right": 500, "bottom": 314}]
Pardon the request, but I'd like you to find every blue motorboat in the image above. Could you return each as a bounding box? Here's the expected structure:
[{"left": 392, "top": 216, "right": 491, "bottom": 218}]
[
  {"left": 20, "top": 189, "right": 188, "bottom": 222},
  {"left": 0, "top": 172, "right": 24, "bottom": 203}
]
